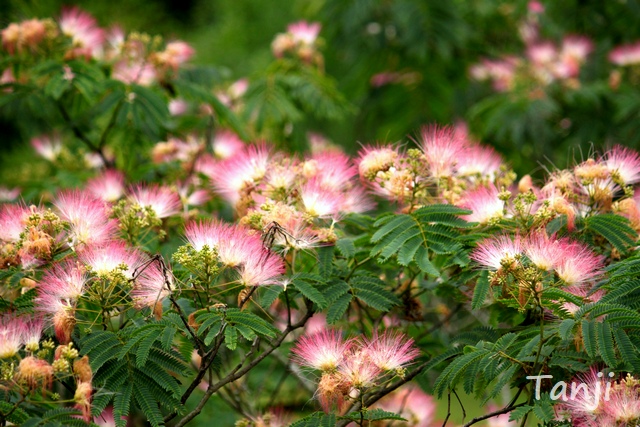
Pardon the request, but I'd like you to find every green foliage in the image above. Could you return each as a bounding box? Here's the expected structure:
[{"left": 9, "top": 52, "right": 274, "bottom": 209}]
[{"left": 370, "top": 204, "right": 473, "bottom": 278}]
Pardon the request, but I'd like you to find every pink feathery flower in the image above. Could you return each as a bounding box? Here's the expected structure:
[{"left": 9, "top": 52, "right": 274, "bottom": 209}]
[
  {"left": 554, "top": 240, "right": 604, "bottom": 285},
  {"left": 602, "top": 383, "right": 640, "bottom": 425},
  {"left": 131, "top": 259, "right": 172, "bottom": 316},
  {"left": 211, "top": 130, "right": 245, "bottom": 160},
  {"left": 237, "top": 252, "right": 285, "bottom": 287},
  {"left": 523, "top": 231, "right": 562, "bottom": 271},
  {"left": 128, "top": 184, "right": 181, "bottom": 219},
  {"left": 39, "top": 260, "right": 88, "bottom": 301},
  {"left": 54, "top": 190, "right": 118, "bottom": 246},
  {"left": 340, "top": 185, "right": 376, "bottom": 214},
  {"left": 86, "top": 170, "right": 125, "bottom": 203},
  {"left": 609, "top": 41, "right": 640, "bottom": 66},
  {"left": 307, "top": 152, "right": 358, "bottom": 191},
  {"left": 264, "top": 160, "right": 300, "bottom": 192},
  {"left": 112, "top": 60, "right": 157, "bottom": 86},
  {"left": 299, "top": 179, "right": 344, "bottom": 218},
  {"left": 604, "top": 145, "right": 640, "bottom": 186},
  {"left": 0, "top": 204, "right": 29, "bottom": 243},
  {"left": 338, "top": 350, "right": 381, "bottom": 389},
  {"left": 457, "top": 144, "right": 503, "bottom": 178},
  {"left": 155, "top": 41, "right": 194, "bottom": 71},
  {"left": 178, "top": 185, "right": 210, "bottom": 208},
  {"left": 471, "top": 235, "right": 523, "bottom": 271},
  {"left": 363, "top": 330, "right": 420, "bottom": 371},
  {"left": 0, "top": 315, "right": 25, "bottom": 358},
  {"left": 375, "top": 384, "right": 436, "bottom": 427},
  {"left": 458, "top": 184, "right": 505, "bottom": 224},
  {"left": 556, "top": 367, "right": 608, "bottom": 419},
  {"left": 527, "top": 41, "right": 557, "bottom": 65},
  {"left": 357, "top": 145, "right": 400, "bottom": 179},
  {"left": 0, "top": 187, "right": 20, "bottom": 202},
  {"left": 168, "top": 98, "right": 188, "bottom": 116},
  {"left": 31, "top": 133, "right": 63, "bottom": 161},
  {"left": 21, "top": 315, "right": 45, "bottom": 350},
  {"left": 59, "top": 7, "right": 105, "bottom": 59},
  {"left": 77, "top": 240, "right": 145, "bottom": 277},
  {"left": 416, "top": 125, "right": 467, "bottom": 178},
  {"left": 216, "top": 224, "right": 263, "bottom": 268},
  {"left": 184, "top": 219, "right": 229, "bottom": 252},
  {"left": 209, "top": 143, "right": 271, "bottom": 205},
  {"left": 291, "top": 329, "right": 353, "bottom": 371},
  {"left": 287, "top": 21, "right": 321, "bottom": 45}
]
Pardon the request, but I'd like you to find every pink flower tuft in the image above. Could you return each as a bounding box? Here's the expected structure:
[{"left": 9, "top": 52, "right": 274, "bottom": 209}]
[
  {"left": 471, "top": 235, "right": 523, "bottom": 271},
  {"left": 609, "top": 42, "right": 640, "bottom": 66},
  {"left": 128, "top": 184, "right": 181, "bottom": 219},
  {"left": 31, "top": 133, "right": 63, "bottom": 161},
  {"left": 458, "top": 184, "right": 505, "bottom": 224},
  {"left": 211, "top": 130, "right": 245, "bottom": 160},
  {"left": 363, "top": 330, "right": 420, "bottom": 371},
  {"left": 416, "top": 125, "right": 467, "bottom": 178},
  {"left": 291, "top": 329, "right": 353, "bottom": 371},
  {"left": 0, "top": 315, "right": 26, "bottom": 358},
  {"left": 78, "top": 240, "right": 145, "bottom": 277},
  {"left": 209, "top": 143, "right": 271, "bottom": 205},
  {"left": 287, "top": 21, "right": 321, "bottom": 45},
  {"left": 54, "top": 190, "right": 118, "bottom": 246},
  {"left": 604, "top": 145, "right": 640, "bottom": 186},
  {"left": 86, "top": 170, "right": 125, "bottom": 203},
  {"left": 59, "top": 7, "right": 105, "bottom": 59},
  {"left": 554, "top": 239, "right": 604, "bottom": 285}
]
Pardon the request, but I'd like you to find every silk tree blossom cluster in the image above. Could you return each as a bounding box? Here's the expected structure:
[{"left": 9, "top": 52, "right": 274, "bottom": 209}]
[
  {"left": 470, "top": 35, "right": 592, "bottom": 92},
  {"left": 194, "top": 139, "right": 373, "bottom": 249},
  {"left": 554, "top": 368, "right": 640, "bottom": 427},
  {"left": 177, "top": 219, "right": 285, "bottom": 292},
  {"left": 271, "top": 21, "right": 323, "bottom": 66},
  {"left": 290, "top": 329, "right": 420, "bottom": 412},
  {"left": 471, "top": 231, "right": 605, "bottom": 311},
  {"left": 357, "top": 124, "right": 511, "bottom": 214},
  {"left": 1, "top": 7, "right": 194, "bottom": 87}
]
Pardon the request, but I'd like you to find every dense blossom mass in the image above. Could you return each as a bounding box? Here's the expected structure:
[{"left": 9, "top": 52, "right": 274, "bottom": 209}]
[{"left": 2, "top": 4, "right": 640, "bottom": 427}]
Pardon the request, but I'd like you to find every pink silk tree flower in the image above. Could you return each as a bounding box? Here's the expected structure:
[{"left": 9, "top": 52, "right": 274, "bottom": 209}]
[
  {"left": 131, "top": 257, "right": 172, "bottom": 319},
  {"left": 362, "top": 330, "right": 420, "bottom": 372},
  {"left": 0, "top": 315, "right": 26, "bottom": 358},
  {"left": 554, "top": 240, "right": 604, "bottom": 285},
  {"left": 59, "top": 7, "right": 105, "bottom": 60},
  {"left": 86, "top": 170, "right": 125, "bottom": 203},
  {"left": 416, "top": 125, "right": 467, "bottom": 178},
  {"left": 77, "top": 240, "right": 145, "bottom": 277},
  {"left": 471, "top": 235, "right": 523, "bottom": 271},
  {"left": 128, "top": 184, "right": 182, "bottom": 219},
  {"left": 604, "top": 145, "right": 640, "bottom": 186},
  {"left": 290, "top": 329, "right": 353, "bottom": 372},
  {"left": 458, "top": 184, "right": 505, "bottom": 224},
  {"left": 31, "top": 133, "right": 63, "bottom": 161},
  {"left": 209, "top": 143, "right": 271, "bottom": 205},
  {"left": 54, "top": 190, "right": 118, "bottom": 246}
]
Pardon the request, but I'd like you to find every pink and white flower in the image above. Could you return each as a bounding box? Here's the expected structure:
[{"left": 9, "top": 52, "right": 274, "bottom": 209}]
[
  {"left": 458, "top": 185, "right": 505, "bottom": 224},
  {"left": 417, "top": 125, "right": 466, "bottom": 178},
  {"left": 86, "top": 170, "right": 125, "bottom": 203},
  {"left": 471, "top": 235, "right": 523, "bottom": 271},
  {"left": 362, "top": 330, "right": 420, "bottom": 371},
  {"left": 54, "top": 190, "right": 118, "bottom": 246},
  {"left": 291, "top": 329, "right": 353, "bottom": 371},
  {"left": 128, "top": 184, "right": 181, "bottom": 219}
]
